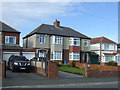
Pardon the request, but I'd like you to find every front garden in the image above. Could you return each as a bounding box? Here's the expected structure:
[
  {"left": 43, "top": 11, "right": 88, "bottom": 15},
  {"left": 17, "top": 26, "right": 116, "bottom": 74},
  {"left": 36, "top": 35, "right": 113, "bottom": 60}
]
[{"left": 57, "top": 61, "right": 85, "bottom": 76}]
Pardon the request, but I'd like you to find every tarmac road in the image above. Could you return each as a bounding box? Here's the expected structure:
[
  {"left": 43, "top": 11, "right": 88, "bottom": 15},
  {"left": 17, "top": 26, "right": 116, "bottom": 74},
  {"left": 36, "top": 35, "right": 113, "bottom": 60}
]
[{"left": 1, "top": 70, "right": 119, "bottom": 88}]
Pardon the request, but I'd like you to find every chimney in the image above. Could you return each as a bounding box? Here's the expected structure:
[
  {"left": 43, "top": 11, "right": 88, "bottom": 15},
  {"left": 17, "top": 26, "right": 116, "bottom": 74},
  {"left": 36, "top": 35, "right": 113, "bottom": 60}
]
[{"left": 54, "top": 19, "right": 60, "bottom": 27}]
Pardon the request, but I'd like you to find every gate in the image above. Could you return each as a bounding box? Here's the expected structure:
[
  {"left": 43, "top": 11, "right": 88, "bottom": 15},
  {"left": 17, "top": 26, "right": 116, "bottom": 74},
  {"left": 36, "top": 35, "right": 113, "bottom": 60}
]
[{"left": 90, "top": 54, "right": 99, "bottom": 64}]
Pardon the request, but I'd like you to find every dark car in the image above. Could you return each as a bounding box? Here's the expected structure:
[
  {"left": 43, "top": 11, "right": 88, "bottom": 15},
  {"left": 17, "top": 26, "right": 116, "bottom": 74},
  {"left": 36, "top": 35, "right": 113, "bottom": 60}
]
[{"left": 8, "top": 55, "right": 31, "bottom": 72}]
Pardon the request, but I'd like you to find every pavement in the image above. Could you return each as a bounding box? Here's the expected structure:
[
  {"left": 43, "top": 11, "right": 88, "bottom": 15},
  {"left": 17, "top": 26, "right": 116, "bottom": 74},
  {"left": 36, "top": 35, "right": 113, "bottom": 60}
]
[{"left": 1, "top": 70, "right": 119, "bottom": 88}]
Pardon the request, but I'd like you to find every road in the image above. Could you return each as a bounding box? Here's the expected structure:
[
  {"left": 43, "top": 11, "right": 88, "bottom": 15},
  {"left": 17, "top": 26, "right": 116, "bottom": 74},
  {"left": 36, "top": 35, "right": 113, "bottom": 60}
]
[{"left": 1, "top": 70, "right": 119, "bottom": 88}]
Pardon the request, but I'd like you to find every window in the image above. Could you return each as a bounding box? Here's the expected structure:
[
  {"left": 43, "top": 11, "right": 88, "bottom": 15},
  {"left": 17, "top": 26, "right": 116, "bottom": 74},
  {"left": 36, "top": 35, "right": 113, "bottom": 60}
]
[
  {"left": 105, "top": 56, "right": 113, "bottom": 62},
  {"left": 84, "top": 40, "right": 88, "bottom": 46},
  {"left": 53, "top": 36, "right": 62, "bottom": 44},
  {"left": 40, "top": 35, "right": 45, "bottom": 44},
  {"left": 104, "top": 44, "right": 109, "bottom": 50},
  {"left": 51, "top": 51, "right": 62, "bottom": 60},
  {"left": 5, "top": 36, "right": 16, "bottom": 44},
  {"left": 69, "top": 38, "right": 80, "bottom": 46},
  {"left": 69, "top": 52, "right": 80, "bottom": 60}
]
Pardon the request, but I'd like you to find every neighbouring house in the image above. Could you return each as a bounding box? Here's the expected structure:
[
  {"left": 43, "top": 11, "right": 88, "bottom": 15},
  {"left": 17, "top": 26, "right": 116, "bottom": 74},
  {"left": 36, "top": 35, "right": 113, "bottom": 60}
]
[
  {"left": 0, "top": 21, "right": 35, "bottom": 63},
  {"left": 91, "top": 36, "right": 118, "bottom": 65},
  {"left": 23, "top": 19, "right": 91, "bottom": 63},
  {"left": 117, "top": 44, "right": 120, "bottom": 66},
  {"left": 0, "top": 21, "right": 22, "bottom": 61}
]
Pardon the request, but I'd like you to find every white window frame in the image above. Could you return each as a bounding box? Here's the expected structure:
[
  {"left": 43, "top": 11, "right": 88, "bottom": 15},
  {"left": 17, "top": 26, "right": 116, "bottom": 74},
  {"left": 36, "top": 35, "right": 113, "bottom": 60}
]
[
  {"left": 52, "top": 36, "right": 63, "bottom": 44},
  {"left": 39, "top": 35, "right": 45, "bottom": 44},
  {"left": 84, "top": 40, "right": 88, "bottom": 47},
  {"left": 69, "top": 37, "right": 80, "bottom": 46},
  {"left": 104, "top": 44, "right": 109, "bottom": 50},
  {"left": 5, "top": 36, "right": 16, "bottom": 44},
  {"left": 51, "top": 51, "right": 62, "bottom": 60},
  {"left": 69, "top": 52, "right": 80, "bottom": 61},
  {"left": 105, "top": 55, "right": 114, "bottom": 62}
]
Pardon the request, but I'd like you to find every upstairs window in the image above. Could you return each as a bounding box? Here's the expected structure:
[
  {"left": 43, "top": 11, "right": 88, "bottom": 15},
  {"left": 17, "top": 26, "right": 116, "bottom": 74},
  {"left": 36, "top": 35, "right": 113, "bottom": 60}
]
[
  {"left": 5, "top": 36, "right": 16, "bottom": 44},
  {"left": 104, "top": 44, "right": 109, "bottom": 50},
  {"left": 69, "top": 38, "right": 80, "bottom": 46},
  {"left": 53, "top": 36, "right": 63, "bottom": 44},
  {"left": 84, "top": 40, "right": 88, "bottom": 47},
  {"left": 39, "top": 35, "right": 45, "bottom": 44}
]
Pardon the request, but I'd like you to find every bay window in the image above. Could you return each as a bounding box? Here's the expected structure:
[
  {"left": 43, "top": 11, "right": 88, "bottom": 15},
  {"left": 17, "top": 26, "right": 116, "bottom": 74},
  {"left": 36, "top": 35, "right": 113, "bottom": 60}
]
[
  {"left": 52, "top": 36, "right": 63, "bottom": 44},
  {"left": 51, "top": 51, "right": 62, "bottom": 60},
  {"left": 69, "top": 52, "right": 80, "bottom": 60}
]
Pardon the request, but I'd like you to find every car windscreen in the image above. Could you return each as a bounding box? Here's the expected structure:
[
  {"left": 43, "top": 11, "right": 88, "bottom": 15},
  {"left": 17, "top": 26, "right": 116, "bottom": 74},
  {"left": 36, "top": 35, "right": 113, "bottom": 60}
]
[{"left": 14, "top": 56, "right": 28, "bottom": 61}]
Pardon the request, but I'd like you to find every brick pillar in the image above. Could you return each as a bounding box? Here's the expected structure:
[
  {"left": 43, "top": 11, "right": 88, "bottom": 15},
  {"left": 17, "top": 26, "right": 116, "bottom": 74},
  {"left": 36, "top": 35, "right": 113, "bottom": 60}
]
[
  {"left": 48, "top": 61, "right": 58, "bottom": 79},
  {"left": 0, "top": 60, "right": 6, "bottom": 78}
]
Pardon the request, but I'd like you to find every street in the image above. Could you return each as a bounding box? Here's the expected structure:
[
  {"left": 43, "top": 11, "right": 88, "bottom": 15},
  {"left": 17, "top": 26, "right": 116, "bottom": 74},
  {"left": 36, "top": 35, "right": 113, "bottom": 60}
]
[{"left": 1, "top": 70, "right": 119, "bottom": 88}]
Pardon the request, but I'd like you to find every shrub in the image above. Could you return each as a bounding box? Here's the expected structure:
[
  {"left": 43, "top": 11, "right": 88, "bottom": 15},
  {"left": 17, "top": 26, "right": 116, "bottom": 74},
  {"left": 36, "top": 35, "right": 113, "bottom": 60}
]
[
  {"left": 62, "top": 64, "right": 71, "bottom": 67},
  {"left": 71, "top": 61, "right": 75, "bottom": 67},
  {"left": 56, "top": 61, "right": 63, "bottom": 67},
  {"left": 107, "top": 61, "right": 117, "bottom": 66}
]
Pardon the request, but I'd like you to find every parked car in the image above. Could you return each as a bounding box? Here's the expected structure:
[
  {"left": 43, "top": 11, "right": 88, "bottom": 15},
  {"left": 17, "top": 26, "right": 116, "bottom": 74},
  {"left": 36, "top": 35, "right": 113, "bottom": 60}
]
[{"left": 8, "top": 55, "right": 31, "bottom": 72}]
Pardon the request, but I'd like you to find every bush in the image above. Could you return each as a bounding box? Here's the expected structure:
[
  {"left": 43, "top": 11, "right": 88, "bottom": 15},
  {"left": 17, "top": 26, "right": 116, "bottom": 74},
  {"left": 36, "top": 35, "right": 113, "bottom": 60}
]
[
  {"left": 62, "top": 64, "right": 71, "bottom": 67},
  {"left": 71, "top": 61, "right": 75, "bottom": 67},
  {"left": 56, "top": 61, "right": 63, "bottom": 67},
  {"left": 107, "top": 61, "right": 117, "bottom": 66}
]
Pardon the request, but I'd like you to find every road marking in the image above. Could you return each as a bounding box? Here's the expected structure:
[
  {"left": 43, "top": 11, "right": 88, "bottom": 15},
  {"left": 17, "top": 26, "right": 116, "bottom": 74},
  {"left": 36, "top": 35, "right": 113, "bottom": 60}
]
[{"left": 2, "top": 81, "right": 118, "bottom": 88}]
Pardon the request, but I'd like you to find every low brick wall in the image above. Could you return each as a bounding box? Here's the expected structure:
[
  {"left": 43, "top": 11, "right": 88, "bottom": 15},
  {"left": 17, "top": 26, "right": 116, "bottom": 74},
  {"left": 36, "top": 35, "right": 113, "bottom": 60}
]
[
  {"left": 0, "top": 60, "right": 6, "bottom": 78},
  {"left": 30, "top": 60, "right": 58, "bottom": 79},
  {"left": 75, "top": 62, "right": 119, "bottom": 71},
  {"left": 87, "top": 70, "right": 119, "bottom": 77},
  {"left": 48, "top": 61, "right": 58, "bottom": 79}
]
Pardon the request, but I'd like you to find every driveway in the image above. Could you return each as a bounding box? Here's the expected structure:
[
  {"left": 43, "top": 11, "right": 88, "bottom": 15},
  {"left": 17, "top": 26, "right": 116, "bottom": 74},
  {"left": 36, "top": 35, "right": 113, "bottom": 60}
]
[{"left": 2, "top": 70, "right": 119, "bottom": 88}]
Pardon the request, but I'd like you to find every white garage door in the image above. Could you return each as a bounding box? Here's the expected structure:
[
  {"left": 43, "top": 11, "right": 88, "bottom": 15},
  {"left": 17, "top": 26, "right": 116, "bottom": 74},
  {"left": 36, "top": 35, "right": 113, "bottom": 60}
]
[
  {"left": 3, "top": 52, "right": 19, "bottom": 61},
  {"left": 22, "top": 52, "right": 35, "bottom": 60}
]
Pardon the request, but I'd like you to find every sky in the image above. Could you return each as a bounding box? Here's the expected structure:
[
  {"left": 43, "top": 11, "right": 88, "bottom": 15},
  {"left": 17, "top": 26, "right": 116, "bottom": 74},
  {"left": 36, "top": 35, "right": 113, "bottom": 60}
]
[{"left": 1, "top": 1, "right": 118, "bottom": 46}]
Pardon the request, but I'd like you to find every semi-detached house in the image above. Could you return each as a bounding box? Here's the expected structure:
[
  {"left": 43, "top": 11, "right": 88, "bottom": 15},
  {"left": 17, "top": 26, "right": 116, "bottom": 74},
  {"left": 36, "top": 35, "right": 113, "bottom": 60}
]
[{"left": 23, "top": 20, "right": 91, "bottom": 63}]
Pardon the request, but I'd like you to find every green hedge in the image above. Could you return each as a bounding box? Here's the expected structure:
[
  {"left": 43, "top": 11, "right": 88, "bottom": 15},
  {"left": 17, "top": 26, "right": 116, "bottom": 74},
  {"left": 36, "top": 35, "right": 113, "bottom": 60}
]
[{"left": 108, "top": 61, "right": 117, "bottom": 66}]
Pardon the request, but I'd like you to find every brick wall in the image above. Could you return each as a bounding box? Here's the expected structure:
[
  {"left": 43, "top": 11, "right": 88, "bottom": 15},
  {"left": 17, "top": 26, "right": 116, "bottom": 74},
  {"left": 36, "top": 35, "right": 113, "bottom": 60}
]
[
  {"left": 75, "top": 62, "right": 119, "bottom": 71},
  {"left": 87, "top": 70, "right": 120, "bottom": 77},
  {"left": 0, "top": 60, "right": 6, "bottom": 78},
  {"left": 48, "top": 61, "right": 58, "bottom": 79}
]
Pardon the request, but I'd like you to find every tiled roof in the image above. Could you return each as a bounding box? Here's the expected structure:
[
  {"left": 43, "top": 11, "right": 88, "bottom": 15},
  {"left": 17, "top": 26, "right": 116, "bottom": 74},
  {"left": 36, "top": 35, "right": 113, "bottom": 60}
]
[
  {"left": 91, "top": 37, "right": 117, "bottom": 44},
  {"left": 0, "top": 21, "right": 20, "bottom": 33},
  {"left": 23, "top": 24, "right": 91, "bottom": 39},
  {"left": 103, "top": 53, "right": 117, "bottom": 56}
]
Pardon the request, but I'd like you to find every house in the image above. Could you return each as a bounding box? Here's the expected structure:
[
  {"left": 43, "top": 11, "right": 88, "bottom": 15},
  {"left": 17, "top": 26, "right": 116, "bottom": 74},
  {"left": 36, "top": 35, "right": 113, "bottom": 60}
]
[
  {"left": 0, "top": 21, "right": 22, "bottom": 61},
  {"left": 23, "top": 19, "right": 91, "bottom": 63},
  {"left": 0, "top": 21, "right": 35, "bottom": 62},
  {"left": 91, "top": 36, "right": 117, "bottom": 65}
]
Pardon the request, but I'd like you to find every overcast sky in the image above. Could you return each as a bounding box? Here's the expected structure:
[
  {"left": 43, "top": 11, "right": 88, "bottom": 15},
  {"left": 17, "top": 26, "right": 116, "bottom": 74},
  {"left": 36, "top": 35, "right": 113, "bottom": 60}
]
[{"left": 1, "top": 1, "right": 118, "bottom": 46}]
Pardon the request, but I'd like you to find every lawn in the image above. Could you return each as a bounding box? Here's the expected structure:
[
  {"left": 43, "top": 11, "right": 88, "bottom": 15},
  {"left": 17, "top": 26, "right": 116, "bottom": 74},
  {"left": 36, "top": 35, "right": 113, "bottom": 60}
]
[{"left": 58, "top": 66, "right": 85, "bottom": 76}]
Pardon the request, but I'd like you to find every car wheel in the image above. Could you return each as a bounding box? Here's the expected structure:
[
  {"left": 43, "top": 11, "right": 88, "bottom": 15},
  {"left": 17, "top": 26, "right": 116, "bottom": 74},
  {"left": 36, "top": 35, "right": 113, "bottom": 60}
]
[{"left": 11, "top": 67, "right": 15, "bottom": 72}]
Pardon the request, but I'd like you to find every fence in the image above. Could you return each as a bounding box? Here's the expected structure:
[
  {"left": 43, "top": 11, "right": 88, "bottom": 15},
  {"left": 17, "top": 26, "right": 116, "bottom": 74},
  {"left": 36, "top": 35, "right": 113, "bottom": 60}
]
[{"left": 30, "top": 60, "right": 58, "bottom": 79}]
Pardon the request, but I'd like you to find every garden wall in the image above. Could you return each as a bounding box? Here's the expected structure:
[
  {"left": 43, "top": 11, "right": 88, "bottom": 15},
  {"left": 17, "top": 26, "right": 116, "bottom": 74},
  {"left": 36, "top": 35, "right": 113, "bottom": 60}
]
[
  {"left": 75, "top": 62, "right": 120, "bottom": 71},
  {"left": 30, "top": 60, "right": 58, "bottom": 79},
  {"left": 0, "top": 60, "right": 6, "bottom": 78}
]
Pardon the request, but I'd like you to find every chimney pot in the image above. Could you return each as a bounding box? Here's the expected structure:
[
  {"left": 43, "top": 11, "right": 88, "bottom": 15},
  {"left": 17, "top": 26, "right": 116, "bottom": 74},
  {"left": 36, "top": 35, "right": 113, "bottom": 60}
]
[{"left": 54, "top": 19, "right": 60, "bottom": 27}]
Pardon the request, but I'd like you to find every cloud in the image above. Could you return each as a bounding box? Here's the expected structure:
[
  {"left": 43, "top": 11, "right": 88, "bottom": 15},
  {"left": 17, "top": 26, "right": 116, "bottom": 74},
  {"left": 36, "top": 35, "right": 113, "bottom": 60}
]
[{"left": 1, "top": 2, "right": 86, "bottom": 28}]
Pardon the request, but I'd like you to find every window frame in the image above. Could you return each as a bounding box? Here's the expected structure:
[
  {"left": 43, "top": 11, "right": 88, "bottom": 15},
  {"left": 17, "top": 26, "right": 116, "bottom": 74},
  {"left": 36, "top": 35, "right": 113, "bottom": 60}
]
[
  {"left": 84, "top": 40, "right": 88, "bottom": 47},
  {"left": 53, "top": 36, "right": 63, "bottom": 44},
  {"left": 39, "top": 35, "right": 45, "bottom": 44},
  {"left": 51, "top": 51, "right": 62, "bottom": 60},
  {"left": 69, "top": 37, "right": 80, "bottom": 46},
  {"left": 5, "top": 36, "right": 16, "bottom": 44},
  {"left": 104, "top": 44, "right": 109, "bottom": 50},
  {"left": 69, "top": 52, "right": 80, "bottom": 60}
]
